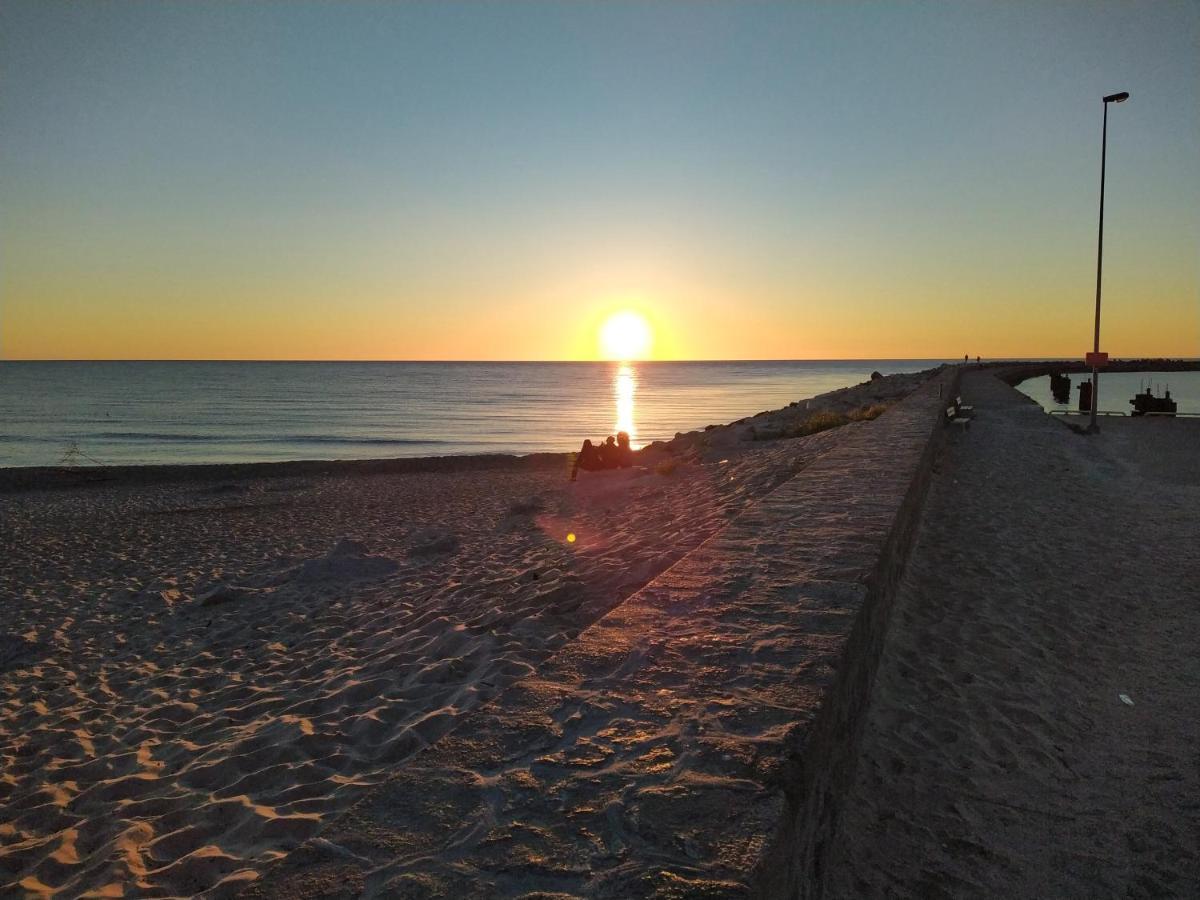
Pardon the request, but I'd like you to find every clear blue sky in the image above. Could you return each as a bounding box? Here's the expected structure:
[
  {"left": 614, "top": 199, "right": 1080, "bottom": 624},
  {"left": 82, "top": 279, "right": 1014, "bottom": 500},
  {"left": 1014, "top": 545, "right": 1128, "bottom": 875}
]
[{"left": 2, "top": 1, "right": 1196, "bottom": 359}]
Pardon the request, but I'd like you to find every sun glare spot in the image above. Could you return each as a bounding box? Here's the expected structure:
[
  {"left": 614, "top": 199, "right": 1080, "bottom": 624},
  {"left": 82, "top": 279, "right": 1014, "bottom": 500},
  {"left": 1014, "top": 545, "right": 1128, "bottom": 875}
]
[{"left": 600, "top": 311, "right": 652, "bottom": 361}]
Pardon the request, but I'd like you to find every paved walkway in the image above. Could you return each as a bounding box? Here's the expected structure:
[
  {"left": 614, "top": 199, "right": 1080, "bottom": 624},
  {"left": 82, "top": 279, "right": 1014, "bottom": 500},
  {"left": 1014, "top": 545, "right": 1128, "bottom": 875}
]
[{"left": 827, "top": 373, "right": 1200, "bottom": 898}]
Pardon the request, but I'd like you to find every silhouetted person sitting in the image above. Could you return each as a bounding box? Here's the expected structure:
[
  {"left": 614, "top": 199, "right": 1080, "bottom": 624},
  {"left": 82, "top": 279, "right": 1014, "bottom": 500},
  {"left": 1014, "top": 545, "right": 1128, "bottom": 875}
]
[
  {"left": 615, "top": 431, "right": 634, "bottom": 468},
  {"left": 592, "top": 436, "right": 615, "bottom": 470},
  {"left": 571, "top": 439, "right": 603, "bottom": 481},
  {"left": 571, "top": 433, "right": 637, "bottom": 480}
]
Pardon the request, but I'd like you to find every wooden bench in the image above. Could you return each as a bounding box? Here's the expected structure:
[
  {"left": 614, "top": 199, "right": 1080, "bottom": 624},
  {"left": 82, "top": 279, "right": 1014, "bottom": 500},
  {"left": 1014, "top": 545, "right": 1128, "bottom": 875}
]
[{"left": 955, "top": 395, "right": 975, "bottom": 414}]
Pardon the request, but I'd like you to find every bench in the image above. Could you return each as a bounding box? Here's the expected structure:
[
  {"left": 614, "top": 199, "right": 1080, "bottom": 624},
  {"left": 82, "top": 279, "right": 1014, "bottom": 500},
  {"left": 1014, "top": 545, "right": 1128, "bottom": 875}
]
[
  {"left": 955, "top": 396, "right": 975, "bottom": 414},
  {"left": 945, "top": 405, "right": 971, "bottom": 431}
]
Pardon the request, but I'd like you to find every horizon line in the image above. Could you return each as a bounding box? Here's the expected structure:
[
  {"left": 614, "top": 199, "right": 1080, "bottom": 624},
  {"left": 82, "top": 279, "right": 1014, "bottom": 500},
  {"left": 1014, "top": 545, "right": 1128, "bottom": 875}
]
[{"left": 3, "top": 356, "right": 1199, "bottom": 364}]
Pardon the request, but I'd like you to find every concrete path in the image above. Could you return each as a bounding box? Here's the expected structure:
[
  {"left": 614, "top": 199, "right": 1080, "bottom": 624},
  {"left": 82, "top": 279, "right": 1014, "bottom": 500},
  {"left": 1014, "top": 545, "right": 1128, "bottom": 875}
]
[{"left": 827, "top": 373, "right": 1200, "bottom": 898}]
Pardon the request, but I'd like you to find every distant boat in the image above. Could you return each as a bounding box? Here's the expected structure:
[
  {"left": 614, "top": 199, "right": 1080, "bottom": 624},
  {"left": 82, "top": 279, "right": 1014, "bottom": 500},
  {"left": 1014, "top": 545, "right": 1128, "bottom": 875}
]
[{"left": 1130, "top": 384, "right": 1177, "bottom": 416}]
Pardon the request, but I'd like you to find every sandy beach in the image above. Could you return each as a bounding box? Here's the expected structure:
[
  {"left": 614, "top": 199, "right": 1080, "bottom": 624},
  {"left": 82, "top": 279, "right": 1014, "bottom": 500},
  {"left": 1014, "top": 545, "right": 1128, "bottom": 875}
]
[
  {"left": 0, "top": 372, "right": 926, "bottom": 898},
  {"left": 5, "top": 2, "right": 1196, "bottom": 896},
  {"left": 5, "top": 366, "right": 1197, "bottom": 898}
]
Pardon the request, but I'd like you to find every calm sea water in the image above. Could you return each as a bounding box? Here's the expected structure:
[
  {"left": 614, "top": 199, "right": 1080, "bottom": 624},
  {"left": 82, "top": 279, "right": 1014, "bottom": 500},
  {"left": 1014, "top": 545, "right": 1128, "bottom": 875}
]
[
  {"left": 1015, "top": 371, "right": 1200, "bottom": 418},
  {"left": 0, "top": 360, "right": 945, "bottom": 467}
]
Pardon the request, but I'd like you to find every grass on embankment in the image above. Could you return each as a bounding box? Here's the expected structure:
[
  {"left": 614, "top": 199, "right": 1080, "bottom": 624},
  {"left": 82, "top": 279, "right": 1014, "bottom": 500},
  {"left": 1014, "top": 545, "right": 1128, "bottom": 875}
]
[{"left": 751, "top": 404, "right": 890, "bottom": 441}]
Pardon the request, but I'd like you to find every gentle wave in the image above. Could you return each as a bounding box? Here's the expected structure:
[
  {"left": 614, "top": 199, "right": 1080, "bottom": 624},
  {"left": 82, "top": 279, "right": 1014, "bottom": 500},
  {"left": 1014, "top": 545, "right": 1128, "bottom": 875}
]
[{"left": 86, "top": 432, "right": 445, "bottom": 445}]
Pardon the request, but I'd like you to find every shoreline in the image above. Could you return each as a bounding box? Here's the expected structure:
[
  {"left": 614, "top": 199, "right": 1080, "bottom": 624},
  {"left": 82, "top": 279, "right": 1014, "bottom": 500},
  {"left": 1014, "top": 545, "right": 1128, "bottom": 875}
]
[
  {"left": 0, "top": 366, "right": 942, "bottom": 493},
  {"left": 0, "top": 451, "right": 572, "bottom": 493},
  {"left": 0, "top": 359, "right": 947, "bottom": 475}
]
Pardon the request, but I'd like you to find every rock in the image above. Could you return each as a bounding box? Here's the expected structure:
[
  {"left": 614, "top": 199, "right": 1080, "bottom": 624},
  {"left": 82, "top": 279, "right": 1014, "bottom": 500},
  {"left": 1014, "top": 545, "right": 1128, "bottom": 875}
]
[{"left": 870, "top": 370, "right": 883, "bottom": 380}]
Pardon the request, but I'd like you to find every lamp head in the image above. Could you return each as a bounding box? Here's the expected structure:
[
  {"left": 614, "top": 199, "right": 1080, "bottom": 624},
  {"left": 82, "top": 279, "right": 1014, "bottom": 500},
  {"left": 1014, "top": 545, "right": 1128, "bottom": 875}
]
[{"left": 1103, "top": 91, "right": 1130, "bottom": 103}]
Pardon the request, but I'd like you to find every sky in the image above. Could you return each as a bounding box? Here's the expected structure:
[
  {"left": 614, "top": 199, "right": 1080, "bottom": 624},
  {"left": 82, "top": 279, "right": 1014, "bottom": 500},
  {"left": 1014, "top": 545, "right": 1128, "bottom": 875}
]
[{"left": 1, "top": 1, "right": 1197, "bottom": 361}]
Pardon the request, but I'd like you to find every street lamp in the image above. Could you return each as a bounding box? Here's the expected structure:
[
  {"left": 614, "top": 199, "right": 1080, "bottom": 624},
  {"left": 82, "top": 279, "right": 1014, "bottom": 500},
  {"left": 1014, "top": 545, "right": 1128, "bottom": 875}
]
[{"left": 1088, "top": 90, "right": 1129, "bottom": 433}]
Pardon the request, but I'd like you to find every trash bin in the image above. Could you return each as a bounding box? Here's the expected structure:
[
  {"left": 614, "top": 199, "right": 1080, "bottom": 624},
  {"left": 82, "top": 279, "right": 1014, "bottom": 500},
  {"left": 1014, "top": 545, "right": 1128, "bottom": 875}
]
[{"left": 1078, "top": 380, "right": 1092, "bottom": 412}]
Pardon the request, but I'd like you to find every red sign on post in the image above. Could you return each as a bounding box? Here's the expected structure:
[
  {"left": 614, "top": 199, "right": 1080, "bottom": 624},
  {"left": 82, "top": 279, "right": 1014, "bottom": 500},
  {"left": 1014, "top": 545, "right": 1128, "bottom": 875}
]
[{"left": 1086, "top": 351, "right": 1109, "bottom": 368}]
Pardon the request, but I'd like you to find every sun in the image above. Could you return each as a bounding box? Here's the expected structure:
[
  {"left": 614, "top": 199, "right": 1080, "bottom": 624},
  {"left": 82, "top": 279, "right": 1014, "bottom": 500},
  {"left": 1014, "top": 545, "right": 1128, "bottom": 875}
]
[{"left": 599, "top": 311, "right": 652, "bottom": 361}]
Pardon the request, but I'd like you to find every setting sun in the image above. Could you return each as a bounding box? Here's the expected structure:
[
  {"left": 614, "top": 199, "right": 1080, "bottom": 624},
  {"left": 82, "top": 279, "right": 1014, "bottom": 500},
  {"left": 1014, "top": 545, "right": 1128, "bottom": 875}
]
[{"left": 599, "top": 311, "right": 652, "bottom": 361}]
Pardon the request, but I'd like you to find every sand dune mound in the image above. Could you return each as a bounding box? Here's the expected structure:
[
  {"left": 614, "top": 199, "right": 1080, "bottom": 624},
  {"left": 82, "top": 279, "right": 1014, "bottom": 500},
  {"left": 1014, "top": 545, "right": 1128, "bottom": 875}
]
[
  {"left": 282, "top": 539, "right": 400, "bottom": 584},
  {"left": 406, "top": 528, "right": 459, "bottom": 558}
]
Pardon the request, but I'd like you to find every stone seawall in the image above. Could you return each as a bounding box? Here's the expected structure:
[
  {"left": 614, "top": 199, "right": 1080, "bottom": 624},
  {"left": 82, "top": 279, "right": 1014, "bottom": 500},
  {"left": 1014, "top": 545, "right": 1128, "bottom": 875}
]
[
  {"left": 753, "top": 368, "right": 960, "bottom": 898},
  {"left": 247, "top": 369, "right": 960, "bottom": 899}
]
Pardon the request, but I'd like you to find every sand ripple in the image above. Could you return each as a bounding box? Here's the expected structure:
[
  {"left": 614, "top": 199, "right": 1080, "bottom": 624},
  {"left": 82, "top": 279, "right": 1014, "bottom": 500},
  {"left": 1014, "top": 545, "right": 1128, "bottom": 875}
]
[
  {"left": 0, "top": 374, "right": 928, "bottom": 896},
  {"left": 1, "top": 423, "right": 856, "bottom": 897}
]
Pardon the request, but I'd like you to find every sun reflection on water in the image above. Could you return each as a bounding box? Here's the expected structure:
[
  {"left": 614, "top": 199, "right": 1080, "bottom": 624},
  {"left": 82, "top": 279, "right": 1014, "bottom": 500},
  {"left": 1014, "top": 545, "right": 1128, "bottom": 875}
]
[{"left": 615, "top": 363, "right": 638, "bottom": 448}]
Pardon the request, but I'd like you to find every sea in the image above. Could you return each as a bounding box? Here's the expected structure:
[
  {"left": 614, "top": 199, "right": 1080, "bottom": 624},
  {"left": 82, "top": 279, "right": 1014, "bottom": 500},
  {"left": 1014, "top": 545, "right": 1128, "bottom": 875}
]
[
  {"left": 0, "top": 360, "right": 948, "bottom": 468},
  {"left": 5, "top": 361, "right": 1196, "bottom": 469}
]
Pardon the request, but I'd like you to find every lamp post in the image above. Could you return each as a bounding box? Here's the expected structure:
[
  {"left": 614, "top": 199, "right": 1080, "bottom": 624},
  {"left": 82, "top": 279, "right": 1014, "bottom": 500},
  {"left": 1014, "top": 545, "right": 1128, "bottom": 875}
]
[{"left": 1089, "top": 90, "right": 1129, "bottom": 433}]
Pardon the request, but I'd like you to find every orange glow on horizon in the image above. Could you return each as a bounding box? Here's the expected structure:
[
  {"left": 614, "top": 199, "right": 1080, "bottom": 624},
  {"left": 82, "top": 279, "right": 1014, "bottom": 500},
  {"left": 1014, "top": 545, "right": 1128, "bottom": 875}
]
[{"left": 2, "top": 271, "right": 1196, "bottom": 361}]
